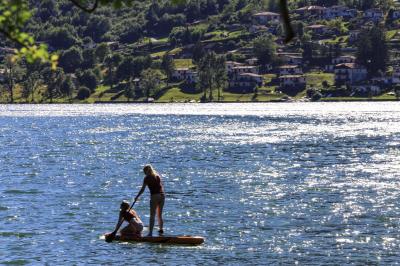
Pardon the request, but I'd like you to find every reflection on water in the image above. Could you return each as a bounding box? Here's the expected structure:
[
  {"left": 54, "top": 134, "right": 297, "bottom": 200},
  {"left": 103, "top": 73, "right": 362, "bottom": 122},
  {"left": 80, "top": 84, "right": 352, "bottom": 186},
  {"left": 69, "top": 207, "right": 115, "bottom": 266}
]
[{"left": 0, "top": 103, "right": 400, "bottom": 264}]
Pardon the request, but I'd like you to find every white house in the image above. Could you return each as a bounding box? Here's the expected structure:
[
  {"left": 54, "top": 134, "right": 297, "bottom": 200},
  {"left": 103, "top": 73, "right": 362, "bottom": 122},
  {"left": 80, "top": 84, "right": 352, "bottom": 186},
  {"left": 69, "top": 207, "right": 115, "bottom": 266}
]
[
  {"left": 172, "top": 68, "right": 198, "bottom": 83},
  {"left": 326, "top": 55, "right": 356, "bottom": 71},
  {"left": 278, "top": 65, "right": 303, "bottom": 76},
  {"left": 334, "top": 63, "right": 367, "bottom": 85},
  {"left": 323, "top": 5, "right": 357, "bottom": 20},
  {"left": 229, "top": 73, "right": 264, "bottom": 90},
  {"left": 225, "top": 61, "right": 244, "bottom": 74},
  {"left": 279, "top": 75, "right": 306, "bottom": 88},
  {"left": 253, "top": 12, "right": 281, "bottom": 24},
  {"left": 294, "top": 5, "right": 326, "bottom": 17},
  {"left": 249, "top": 25, "right": 269, "bottom": 34},
  {"left": 364, "top": 8, "right": 384, "bottom": 22},
  {"left": 306, "top": 24, "right": 331, "bottom": 35},
  {"left": 232, "top": 65, "right": 259, "bottom": 75}
]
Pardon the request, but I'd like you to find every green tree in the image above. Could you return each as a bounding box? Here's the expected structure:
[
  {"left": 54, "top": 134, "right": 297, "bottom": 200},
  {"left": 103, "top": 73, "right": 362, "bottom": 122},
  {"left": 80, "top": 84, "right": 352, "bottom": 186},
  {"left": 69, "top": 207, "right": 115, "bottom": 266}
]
[
  {"left": 140, "top": 69, "right": 164, "bottom": 99},
  {"left": 78, "top": 69, "right": 98, "bottom": 92},
  {"left": 77, "top": 86, "right": 91, "bottom": 100},
  {"left": 253, "top": 34, "right": 277, "bottom": 72},
  {"left": 42, "top": 67, "right": 65, "bottom": 103},
  {"left": 214, "top": 55, "right": 227, "bottom": 101},
  {"left": 197, "top": 52, "right": 227, "bottom": 102},
  {"left": 59, "top": 46, "right": 83, "bottom": 73},
  {"left": 61, "top": 75, "right": 76, "bottom": 101},
  {"left": 161, "top": 53, "right": 175, "bottom": 83},
  {"left": 356, "top": 26, "right": 388, "bottom": 76},
  {"left": 104, "top": 53, "right": 122, "bottom": 88},
  {"left": 23, "top": 71, "right": 42, "bottom": 103},
  {"left": 4, "top": 56, "right": 23, "bottom": 103},
  {"left": 95, "top": 43, "right": 111, "bottom": 63}
]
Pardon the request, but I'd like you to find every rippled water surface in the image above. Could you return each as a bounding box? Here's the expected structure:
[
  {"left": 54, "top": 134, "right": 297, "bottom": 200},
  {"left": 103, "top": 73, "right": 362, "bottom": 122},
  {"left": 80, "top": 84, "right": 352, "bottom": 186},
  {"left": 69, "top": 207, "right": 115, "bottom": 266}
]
[{"left": 1, "top": 103, "right": 400, "bottom": 265}]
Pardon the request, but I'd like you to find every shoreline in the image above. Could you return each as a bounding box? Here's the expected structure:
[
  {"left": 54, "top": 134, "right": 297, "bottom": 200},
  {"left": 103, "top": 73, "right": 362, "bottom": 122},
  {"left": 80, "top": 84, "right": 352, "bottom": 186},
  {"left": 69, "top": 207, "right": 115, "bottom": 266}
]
[{"left": 0, "top": 98, "right": 398, "bottom": 104}]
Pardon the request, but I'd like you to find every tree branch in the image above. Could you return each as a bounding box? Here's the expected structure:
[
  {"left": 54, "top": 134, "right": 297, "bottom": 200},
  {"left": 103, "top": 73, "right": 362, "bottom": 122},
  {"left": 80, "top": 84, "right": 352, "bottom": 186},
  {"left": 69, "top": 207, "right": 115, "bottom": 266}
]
[
  {"left": 0, "top": 28, "right": 26, "bottom": 50},
  {"left": 69, "top": 0, "right": 99, "bottom": 13}
]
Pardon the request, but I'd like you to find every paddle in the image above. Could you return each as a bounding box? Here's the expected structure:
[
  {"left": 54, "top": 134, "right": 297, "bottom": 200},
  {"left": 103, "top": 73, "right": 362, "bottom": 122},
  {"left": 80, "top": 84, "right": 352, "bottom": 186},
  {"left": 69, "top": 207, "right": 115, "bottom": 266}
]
[{"left": 105, "top": 199, "right": 137, "bottom": 243}]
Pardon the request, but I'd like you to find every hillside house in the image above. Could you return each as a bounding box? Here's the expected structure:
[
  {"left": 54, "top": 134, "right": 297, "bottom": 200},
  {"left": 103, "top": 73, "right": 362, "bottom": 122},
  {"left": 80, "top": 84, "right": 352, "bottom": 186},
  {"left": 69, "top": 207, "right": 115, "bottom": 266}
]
[
  {"left": 226, "top": 61, "right": 244, "bottom": 74},
  {"left": 364, "top": 8, "right": 384, "bottom": 22},
  {"left": 334, "top": 63, "right": 367, "bottom": 85},
  {"left": 323, "top": 5, "right": 357, "bottom": 20},
  {"left": 246, "top": 58, "right": 258, "bottom": 65},
  {"left": 277, "top": 52, "right": 303, "bottom": 65},
  {"left": 172, "top": 68, "right": 198, "bottom": 83},
  {"left": 306, "top": 24, "right": 331, "bottom": 35},
  {"left": 229, "top": 73, "right": 264, "bottom": 92},
  {"left": 325, "top": 55, "right": 356, "bottom": 72},
  {"left": 286, "top": 56, "right": 303, "bottom": 65},
  {"left": 253, "top": 12, "right": 281, "bottom": 24},
  {"left": 278, "top": 65, "right": 303, "bottom": 76},
  {"left": 294, "top": 6, "right": 326, "bottom": 17},
  {"left": 279, "top": 75, "right": 306, "bottom": 89},
  {"left": 232, "top": 65, "right": 259, "bottom": 75},
  {"left": 249, "top": 25, "right": 269, "bottom": 34}
]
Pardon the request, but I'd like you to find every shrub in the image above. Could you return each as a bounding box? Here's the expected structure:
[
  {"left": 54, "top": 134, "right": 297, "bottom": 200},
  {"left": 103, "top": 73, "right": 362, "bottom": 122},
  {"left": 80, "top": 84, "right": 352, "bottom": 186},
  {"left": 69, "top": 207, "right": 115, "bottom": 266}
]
[
  {"left": 311, "top": 92, "right": 322, "bottom": 101},
  {"left": 77, "top": 87, "right": 91, "bottom": 100}
]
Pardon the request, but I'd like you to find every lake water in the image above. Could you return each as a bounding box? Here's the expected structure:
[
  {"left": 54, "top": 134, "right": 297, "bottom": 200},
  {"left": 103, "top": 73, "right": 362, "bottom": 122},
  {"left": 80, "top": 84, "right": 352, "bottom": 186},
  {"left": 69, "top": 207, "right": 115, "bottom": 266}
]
[{"left": 1, "top": 102, "right": 400, "bottom": 265}]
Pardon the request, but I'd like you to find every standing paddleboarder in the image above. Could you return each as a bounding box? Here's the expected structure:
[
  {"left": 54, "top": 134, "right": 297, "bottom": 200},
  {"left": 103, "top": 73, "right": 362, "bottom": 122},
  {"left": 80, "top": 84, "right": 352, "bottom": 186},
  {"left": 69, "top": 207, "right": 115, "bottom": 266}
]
[{"left": 134, "top": 164, "right": 165, "bottom": 236}]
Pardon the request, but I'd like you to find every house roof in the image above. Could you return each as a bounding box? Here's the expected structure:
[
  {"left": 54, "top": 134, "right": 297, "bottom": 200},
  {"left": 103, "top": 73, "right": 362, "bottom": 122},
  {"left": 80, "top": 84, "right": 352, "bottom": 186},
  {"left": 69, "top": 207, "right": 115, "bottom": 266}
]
[
  {"left": 336, "top": 55, "right": 356, "bottom": 59},
  {"left": 233, "top": 66, "right": 257, "bottom": 69},
  {"left": 296, "top": 5, "right": 326, "bottom": 11},
  {"left": 239, "top": 73, "right": 263, "bottom": 77},
  {"left": 279, "top": 65, "right": 301, "bottom": 69},
  {"left": 279, "top": 75, "right": 305, "bottom": 79},
  {"left": 335, "top": 63, "right": 365, "bottom": 69},
  {"left": 307, "top": 24, "right": 328, "bottom": 29},
  {"left": 253, "top": 11, "right": 280, "bottom": 16}
]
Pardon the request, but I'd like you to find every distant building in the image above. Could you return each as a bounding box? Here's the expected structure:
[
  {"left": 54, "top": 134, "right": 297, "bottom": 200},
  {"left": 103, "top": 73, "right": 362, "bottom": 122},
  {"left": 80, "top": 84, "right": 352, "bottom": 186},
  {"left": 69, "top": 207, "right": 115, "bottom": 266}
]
[
  {"left": 225, "top": 61, "right": 244, "bottom": 74},
  {"left": 326, "top": 55, "right": 356, "bottom": 72},
  {"left": 306, "top": 24, "right": 331, "bottom": 35},
  {"left": 294, "top": 5, "right": 326, "bottom": 17},
  {"left": 278, "top": 65, "right": 303, "bottom": 76},
  {"left": 249, "top": 25, "right": 269, "bottom": 34},
  {"left": 279, "top": 75, "right": 306, "bottom": 89},
  {"left": 252, "top": 12, "right": 281, "bottom": 24},
  {"left": 229, "top": 73, "right": 264, "bottom": 92},
  {"left": 232, "top": 65, "right": 259, "bottom": 75},
  {"left": 323, "top": 5, "right": 357, "bottom": 20},
  {"left": 363, "top": 8, "right": 384, "bottom": 22},
  {"left": 172, "top": 68, "right": 198, "bottom": 83},
  {"left": 334, "top": 63, "right": 367, "bottom": 85}
]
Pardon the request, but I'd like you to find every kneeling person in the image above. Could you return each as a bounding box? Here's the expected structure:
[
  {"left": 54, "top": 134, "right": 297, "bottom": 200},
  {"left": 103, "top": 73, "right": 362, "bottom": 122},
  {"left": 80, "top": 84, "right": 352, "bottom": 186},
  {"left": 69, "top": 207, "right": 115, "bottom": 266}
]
[{"left": 113, "top": 200, "right": 144, "bottom": 238}]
